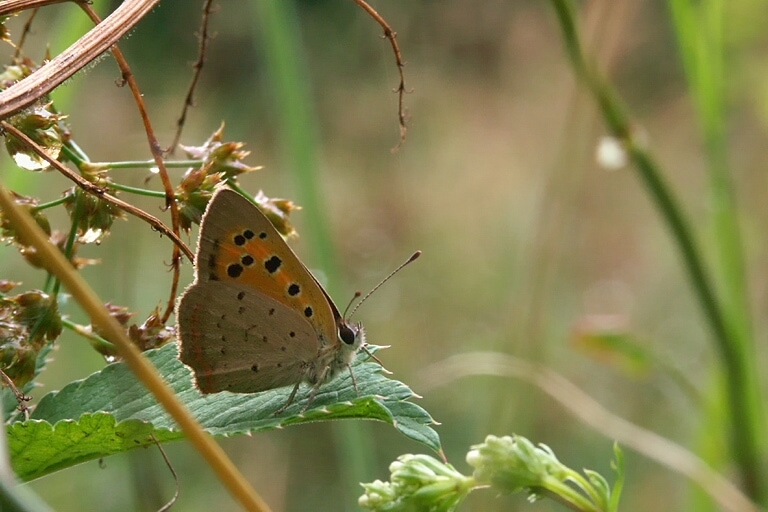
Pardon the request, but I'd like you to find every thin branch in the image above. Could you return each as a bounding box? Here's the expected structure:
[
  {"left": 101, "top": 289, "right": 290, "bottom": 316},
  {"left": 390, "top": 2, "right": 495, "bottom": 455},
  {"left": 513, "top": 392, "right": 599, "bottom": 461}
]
[
  {"left": 75, "top": 1, "right": 184, "bottom": 324},
  {"left": 168, "top": 0, "right": 218, "bottom": 153},
  {"left": 0, "top": 369, "right": 31, "bottom": 419},
  {"left": 350, "top": 0, "right": 409, "bottom": 148},
  {"left": 152, "top": 434, "right": 180, "bottom": 512},
  {"left": 0, "top": 0, "right": 67, "bottom": 14},
  {"left": 12, "top": 7, "right": 40, "bottom": 59}
]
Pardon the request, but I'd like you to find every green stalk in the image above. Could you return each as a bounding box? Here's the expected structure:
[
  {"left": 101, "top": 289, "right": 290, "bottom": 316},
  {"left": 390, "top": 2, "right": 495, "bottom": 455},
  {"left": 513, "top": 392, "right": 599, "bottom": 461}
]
[
  {"left": 550, "top": 0, "right": 766, "bottom": 503},
  {"left": 666, "top": 4, "right": 765, "bottom": 498}
]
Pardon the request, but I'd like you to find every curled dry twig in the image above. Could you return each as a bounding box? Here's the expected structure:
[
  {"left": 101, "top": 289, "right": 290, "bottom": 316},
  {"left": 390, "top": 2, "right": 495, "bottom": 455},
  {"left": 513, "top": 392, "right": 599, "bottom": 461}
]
[
  {"left": 168, "top": 0, "right": 218, "bottom": 153},
  {"left": 350, "top": 0, "right": 410, "bottom": 149}
]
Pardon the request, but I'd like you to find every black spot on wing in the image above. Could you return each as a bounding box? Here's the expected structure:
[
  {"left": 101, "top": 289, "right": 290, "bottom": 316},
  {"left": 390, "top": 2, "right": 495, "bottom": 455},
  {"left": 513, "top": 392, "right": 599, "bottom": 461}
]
[
  {"left": 265, "top": 255, "right": 282, "bottom": 273},
  {"left": 227, "top": 263, "right": 244, "bottom": 278}
]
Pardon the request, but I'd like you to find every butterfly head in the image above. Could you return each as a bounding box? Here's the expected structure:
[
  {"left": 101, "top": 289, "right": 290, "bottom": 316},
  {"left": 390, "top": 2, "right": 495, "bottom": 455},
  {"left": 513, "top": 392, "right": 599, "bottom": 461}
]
[
  {"left": 324, "top": 320, "right": 365, "bottom": 383},
  {"left": 338, "top": 320, "right": 365, "bottom": 355}
]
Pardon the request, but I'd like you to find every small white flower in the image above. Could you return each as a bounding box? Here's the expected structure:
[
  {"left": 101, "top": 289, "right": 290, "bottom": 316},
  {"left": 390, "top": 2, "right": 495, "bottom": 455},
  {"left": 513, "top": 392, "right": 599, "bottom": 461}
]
[{"left": 596, "top": 136, "right": 627, "bottom": 170}]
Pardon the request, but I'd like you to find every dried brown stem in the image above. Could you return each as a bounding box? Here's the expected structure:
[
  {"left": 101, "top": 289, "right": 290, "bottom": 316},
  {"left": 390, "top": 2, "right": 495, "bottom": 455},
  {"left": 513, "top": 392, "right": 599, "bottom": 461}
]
[
  {"left": 0, "top": 0, "right": 160, "bottom": 119},
  {"left": 168, "top": 0, "right": 218, "bottom": 153},
  {"left": 0, "top": 0, "right": 67, "bottom": 14},
  {"left": 350, "top": 0, "right": 409, "bottom": 148},
  {"left": 12, "top": 7, "right": 40, "bottom": 59},
  {"left": 152, "top": 434, "right": 180, "bottom": 512},
  {"left": 75, "top": 2, "right": 184, "bottom": 324}
]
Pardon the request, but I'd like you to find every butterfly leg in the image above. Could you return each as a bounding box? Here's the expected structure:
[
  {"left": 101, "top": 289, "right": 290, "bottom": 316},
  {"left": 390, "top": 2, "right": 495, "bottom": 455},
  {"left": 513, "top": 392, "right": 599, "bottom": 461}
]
[
  {"left": 273, "top": 381, "right": 302, "bottom": 416},
  {"left": 347, "top": 363, "right": 359, "bottom": 395},
  {"left": 298, "top": 365, "right": 332, "bottom": 413}
]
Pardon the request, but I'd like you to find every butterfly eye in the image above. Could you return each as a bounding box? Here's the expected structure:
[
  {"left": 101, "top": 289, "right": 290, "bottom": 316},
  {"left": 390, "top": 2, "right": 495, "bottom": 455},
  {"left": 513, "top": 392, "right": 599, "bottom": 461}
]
[{"left": 338, "top": 323, "right": 357, "bottom": 345}]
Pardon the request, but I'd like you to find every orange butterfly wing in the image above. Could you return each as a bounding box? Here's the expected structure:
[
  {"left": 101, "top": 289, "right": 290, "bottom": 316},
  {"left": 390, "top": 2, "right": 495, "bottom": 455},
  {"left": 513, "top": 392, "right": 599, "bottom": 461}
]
[{"left": 193, "top": 188, "right": 339, "bottom": 346}]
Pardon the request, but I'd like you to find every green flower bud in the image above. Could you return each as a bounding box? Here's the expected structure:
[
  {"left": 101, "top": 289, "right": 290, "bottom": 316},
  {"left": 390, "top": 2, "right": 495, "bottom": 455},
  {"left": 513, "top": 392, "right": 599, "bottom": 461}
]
[
  {"left": 360, "top": 454, "right": 473, "bottom": 512},
  {"left": 467, "top": 435, "right": 559, "bottom": 494},
  {"left": 358, "top": 480, "right": 397, "bottom": 509}
]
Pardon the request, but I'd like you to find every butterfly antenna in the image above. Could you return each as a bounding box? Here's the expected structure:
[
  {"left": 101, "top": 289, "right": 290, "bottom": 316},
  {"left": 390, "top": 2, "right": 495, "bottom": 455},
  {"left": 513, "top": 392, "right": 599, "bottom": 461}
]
[
  {"left": 342, "top": 291, "right": 362, "bottom": 319},
  {"left": 348, "top": 251, "right": 421, "bottom": 320}
]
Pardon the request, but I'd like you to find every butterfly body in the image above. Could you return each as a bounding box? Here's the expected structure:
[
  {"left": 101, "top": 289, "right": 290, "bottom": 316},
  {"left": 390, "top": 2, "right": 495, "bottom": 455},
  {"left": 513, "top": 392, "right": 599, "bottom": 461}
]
[{"left": 177, "top": 188, "right": 363, "bottom": 409}]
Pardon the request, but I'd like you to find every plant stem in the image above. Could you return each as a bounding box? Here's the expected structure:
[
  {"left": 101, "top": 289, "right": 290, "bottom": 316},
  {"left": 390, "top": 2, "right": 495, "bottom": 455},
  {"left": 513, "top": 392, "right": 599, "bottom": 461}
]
[{"left": 549, "top": 0, "right": 766, "bottom": 502}]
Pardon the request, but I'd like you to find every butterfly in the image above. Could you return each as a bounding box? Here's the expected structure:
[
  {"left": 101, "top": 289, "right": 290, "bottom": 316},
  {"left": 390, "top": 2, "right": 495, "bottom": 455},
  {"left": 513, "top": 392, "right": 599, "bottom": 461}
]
[{"left": 177, "top": 187, "right": 366, "bottom": 414}]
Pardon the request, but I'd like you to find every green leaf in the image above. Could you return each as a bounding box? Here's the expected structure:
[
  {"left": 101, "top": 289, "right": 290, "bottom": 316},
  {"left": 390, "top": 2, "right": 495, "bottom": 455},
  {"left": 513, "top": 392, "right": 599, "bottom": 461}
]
[
  {"left": 8, "top": 343, "right": 440, "bottom": 481},
  {"left": 8, "top": 413, "right": 162, "bottom": 481}
]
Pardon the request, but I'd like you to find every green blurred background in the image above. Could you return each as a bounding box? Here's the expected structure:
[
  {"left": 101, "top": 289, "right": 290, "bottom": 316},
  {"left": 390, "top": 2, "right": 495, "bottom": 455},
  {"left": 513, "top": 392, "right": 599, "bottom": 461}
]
[{"left": 3, "top": 0, "right": 768, "bottom": 510}]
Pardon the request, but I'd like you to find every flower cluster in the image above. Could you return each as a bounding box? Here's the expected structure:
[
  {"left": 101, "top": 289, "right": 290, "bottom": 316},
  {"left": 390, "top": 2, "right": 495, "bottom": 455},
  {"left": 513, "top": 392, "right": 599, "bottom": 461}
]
[
  {"left": 360, "top": 454, "right": 474, "bottom": 512},
  {"left": 360, "top": 435, "right": 622, "bottom": 512}
]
